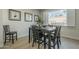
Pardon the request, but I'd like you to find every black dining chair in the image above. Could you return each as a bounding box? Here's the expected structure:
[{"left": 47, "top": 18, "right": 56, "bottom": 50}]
[
  {"left": 50, "top": 26, "right": 61, "bottom": 49},
  {"left": 32, "top": 26, "right": 38, "bottom": 47},
  {"left": 3, "top": 25, "right": 17, "bottom": 44},
  {"left": 32, "top": 25, "right": 44, "bottom": 48},
  {"left": 43, "top": 26, "right": 61, "bottom": 49}
]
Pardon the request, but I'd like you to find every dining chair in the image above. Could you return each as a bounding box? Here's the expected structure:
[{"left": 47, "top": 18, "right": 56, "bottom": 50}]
[
  {"left": 50, "top": 26, "right": 61, "bottom": 49},
  {"left": 43, "top": 26, "right": 61, "bottom": 49},
  {"left": 32, "top": 25, "right": 44, "bottom": 48},
  {"left": 32, "top": 26, "right": 38, "bottom": 47},
  {"left": 3, "top": 25, "right": 17, "bottom": 44}
]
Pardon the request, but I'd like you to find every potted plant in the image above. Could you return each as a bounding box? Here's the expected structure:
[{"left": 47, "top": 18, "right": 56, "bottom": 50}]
[{"left": 36, "top": 16, "right": 43, "bottom": 27}]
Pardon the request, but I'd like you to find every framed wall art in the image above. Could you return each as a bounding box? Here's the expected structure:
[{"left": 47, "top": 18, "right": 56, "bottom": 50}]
[
  {"left": 24, "top": 13, "right": 33, "bottom": 22},
  {"left": 9, "top": 9, "right": 21, "bottom": 21},
  {"left": 34, "top": 15, "right": 39, "bottom": 22}
]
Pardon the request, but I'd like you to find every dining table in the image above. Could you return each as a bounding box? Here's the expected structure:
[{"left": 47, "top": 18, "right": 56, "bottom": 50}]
[{"left": 29, "top": 26, "right": 56, "bottom": 49}]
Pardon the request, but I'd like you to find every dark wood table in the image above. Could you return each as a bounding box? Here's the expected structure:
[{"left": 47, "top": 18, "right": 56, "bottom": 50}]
[{"left": 29, "top": 26, "right": 56, "bottom": 49}]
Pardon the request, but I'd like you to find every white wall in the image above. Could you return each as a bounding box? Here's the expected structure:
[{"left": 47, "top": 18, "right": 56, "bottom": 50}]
[
  {"left": 2, "top": 9, "right": 40, "bottom": 38},
  {"left": 0, "top": 10, "right": 3, "bottom": 47},
  {"left": 41, "top": 9, "right": 79, "bottom": 40},
  {"left": 0, "top": 9, "right": 40, "bottom": 48}
]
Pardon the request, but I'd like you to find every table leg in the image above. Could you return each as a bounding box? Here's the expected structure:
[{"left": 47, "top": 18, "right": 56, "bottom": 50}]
[{"left": 29, "top": 28, "right": 30, "bottom": 43}]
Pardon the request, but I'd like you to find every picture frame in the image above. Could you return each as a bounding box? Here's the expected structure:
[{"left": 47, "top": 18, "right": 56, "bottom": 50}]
[
  {"left": 24, "top": 13, "right": 32, "bottom": 22},
  {"left": 9, "top": 9, "right": 21, "bottom": 21},
  {"left": 34, "top": 15, "right": 39, "bottom": 22}
]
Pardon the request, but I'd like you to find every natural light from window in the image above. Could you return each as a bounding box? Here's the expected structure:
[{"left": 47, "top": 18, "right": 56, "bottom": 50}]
[{"left": 48, "top": 10, "right": 67, "bottom": 26}]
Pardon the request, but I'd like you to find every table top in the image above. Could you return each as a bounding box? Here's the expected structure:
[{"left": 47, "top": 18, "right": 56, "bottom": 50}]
[{"left": 29, "top": 26, "right": 56, "bottom": 32}]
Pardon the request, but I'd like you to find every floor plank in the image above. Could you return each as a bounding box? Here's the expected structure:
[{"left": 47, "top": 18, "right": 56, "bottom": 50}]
[{"left": 3, "top": 36, "right": 79, "bottom": 49}]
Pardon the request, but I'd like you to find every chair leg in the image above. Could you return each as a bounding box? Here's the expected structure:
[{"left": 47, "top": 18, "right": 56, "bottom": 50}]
[
  {"left": 57, "top": 38, "right": 60, "bottom": 49},
  {"left": 48, "top": 35, "right": 51, "bottom": 49},
  {"left": 32, "top": 38, "right": 35, "bottom": 47},
  {"left": 53, "top": 39, "right": 55, "bottom": 49},
  {"left": 44, "top": 35, "right": 46, "bottom": 49},
  {"left": 38, "top": 39, "right": 40, "bottom": 49},
  {"left": 59, "top": 37, "right": 61, "bottom": 45},
  {"left": 38, "top": 43, "right": 40, "bottom": 49},
  {"left": 4, "top": 35, "right": 6, "bottom": 45},
  {"left": 16, "top": 33, "right": 17, "bottom": 40},
  {"left": 9, "top": 35, "right": 11, "bottom": 42},
  {"left": 12, "top": 34, "right": 14, "bottom": 44}
]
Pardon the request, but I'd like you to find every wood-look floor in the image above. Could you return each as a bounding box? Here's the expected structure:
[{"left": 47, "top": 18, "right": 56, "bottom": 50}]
[
  {"left": 3, "top": 36, "right": 79, "bottom": 49},
  {"left": 4, "top": 37, "right": 41, "bottom": 49}
]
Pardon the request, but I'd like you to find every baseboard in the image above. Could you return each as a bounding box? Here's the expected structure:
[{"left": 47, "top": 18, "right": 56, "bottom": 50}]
[
  {"left": 18, "top": 35, "right": 28, "bottom": 39},
  {"left": 19, "top": 34, "right": 79, "bottom": 41},
  {"left": 0, "top": 46, "right": 4, "bottom": 48},
  {"left": 18, "top": 35, "right": 28, "bottom": 40},
  {"left": 61, "top": 35, "right": 79, "bottom": 40}
]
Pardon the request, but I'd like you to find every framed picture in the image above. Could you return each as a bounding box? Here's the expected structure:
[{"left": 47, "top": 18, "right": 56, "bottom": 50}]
[
  {"left": 34, "top": 15, "right": 39, "bottom": 22},
  {"left": 24, "top": 13, "right": 32, "bottom": 22},
  {"left": 9, "top": 9, "right": 21, "bottom": 21}
]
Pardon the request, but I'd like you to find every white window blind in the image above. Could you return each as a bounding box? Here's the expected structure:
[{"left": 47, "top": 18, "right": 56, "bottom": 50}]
[{"left": 48, "top": 10, "right": 67, "bottom": 26}]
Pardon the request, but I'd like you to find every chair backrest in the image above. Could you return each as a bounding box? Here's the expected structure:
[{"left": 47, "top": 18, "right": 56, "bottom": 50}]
[
  {"left": 32, "top": 25, "right": 43, "bottom": 40},
  {"left": 52, "top": 26, "right": 61, "bottom": 39},
  {"left": 3, "top": 25, "right": 10, "bottom": 33},
  {"left": 32, "top": 26, "right": 39, "bottom": 40},
  {"left": 56, "top": 26, "right": 61, "bottom": 37}
]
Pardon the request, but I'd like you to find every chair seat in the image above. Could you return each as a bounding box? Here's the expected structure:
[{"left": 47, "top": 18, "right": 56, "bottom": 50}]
[{"left": 6, "top": 31, "right": 17, "bottom": 35}]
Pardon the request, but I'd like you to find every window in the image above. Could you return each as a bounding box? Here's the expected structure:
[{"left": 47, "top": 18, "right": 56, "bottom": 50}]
[{"left": 48, "top": 10, "right": 67, "bottom": 26}]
